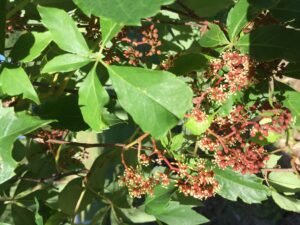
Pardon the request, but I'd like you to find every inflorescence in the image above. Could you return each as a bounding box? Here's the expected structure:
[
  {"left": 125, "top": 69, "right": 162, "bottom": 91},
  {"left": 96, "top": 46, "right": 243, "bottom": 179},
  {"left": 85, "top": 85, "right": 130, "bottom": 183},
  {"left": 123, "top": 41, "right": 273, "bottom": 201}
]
[{"left": 119, "top": 51, "right": 292, "bottom": 200}]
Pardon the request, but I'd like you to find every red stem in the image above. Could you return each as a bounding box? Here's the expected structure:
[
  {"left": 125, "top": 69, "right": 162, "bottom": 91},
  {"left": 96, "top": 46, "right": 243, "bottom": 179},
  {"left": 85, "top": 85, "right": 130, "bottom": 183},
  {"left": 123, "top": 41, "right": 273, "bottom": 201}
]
[
  {"left": 193, "top": 92, "right": 208, "bottom": 107},
  {"left": 215, "top": 77, "right": 224, "bottom": 86},
  {"left": 152, "top": 138, "right": 180, "bottom": 173},
  {"left": 208, "top": 128, "right": 229, "bottom": 153}
]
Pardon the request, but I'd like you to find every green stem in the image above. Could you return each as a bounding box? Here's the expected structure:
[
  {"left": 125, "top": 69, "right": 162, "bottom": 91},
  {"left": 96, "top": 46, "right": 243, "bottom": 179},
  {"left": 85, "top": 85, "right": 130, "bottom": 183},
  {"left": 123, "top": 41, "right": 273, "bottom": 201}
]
[
  {"left": 0, "top": 0, "right": 7, "bottom": 54},
  {"left": 6, "top": 0, "right": 31, "bottom": 19},
  {"left": 71, "top": 190, "right": 86, "bottom": 225}
]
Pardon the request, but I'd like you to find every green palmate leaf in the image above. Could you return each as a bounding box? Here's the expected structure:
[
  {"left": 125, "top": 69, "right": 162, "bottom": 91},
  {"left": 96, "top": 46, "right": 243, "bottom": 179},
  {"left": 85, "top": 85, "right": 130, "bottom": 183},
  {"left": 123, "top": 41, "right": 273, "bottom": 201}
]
[
  {"left": 227, "top": 0, "right": 279, "bottom": 41},
  {"left": 0, "top": 67, "right": 40, "bottom": 104},
  {"left": 184, "top": 0, "right": 233, "bottom": 17},
  {"left": 145, "top": 185, "right": 176, "bottom": 215},
  {"left": 283, "top": 90, "right": 300, "bottom": 126},
  {"left": 86, "top": 150, "right": 120, "bottom": 193},
  {"left": 269, "top": 172, "right": 300, "bottom": 190},
  {"left": 236, "top": 25, "right": 300, "bottom": 62},
  {"left": 0, "top": 106, "right": 52, "bottom": 181},
  {"left": 227, "top": 0, "right": 256, "bottom": 41},
  {"left": 100, "top": 18, "right": 122, "bottom": 47},
  {"left": 79, "top": 65, "right": 109, "bottom": 131},
  {"left": 218, "top": 94, "right": 235, "bottom": 116},
  {"left": 108, "top": 66, "right": 193, "bottom": 137},
  {"left": 155, "top": 201, "right": 209, "bottom": 225},
  {"left": 58, "top": 178, "right": 93, "bottom": 215},
  {"left": 214, "top": 168, "right": 269, "bottom": 204},
  {"left": 169, "top": 53, "right": 209, "bottom": 75},
  {"left": 272, "top": 191, "right": 300, "bottom": 213},
  {"left": 265, "top": 131, "right": 282, "bottom": 143},
  {"left": 73, "top": 0, "right": 174, "bottom": 25},
  {"left": 0, "top": 159, "right": 15, "bottom": 184},
  {"left": 12, "top": 205, "right": 36, "bottom": 225},
  {"left": 283, "top": 63, "right": 300, "bottom": 78},
  {"left": 172, "top": 192, "right": 203, "bottom": 206},
  {"left": 160, "top": 135, "right": 169, "bottom": 149},
  {"left": 273, "top": 82, "right": 300, "bottom": 126},
  {"left": 265, "top": 154, "right": 282, "bottom": 168},
  {"left": 38, "top": 6, "right": 90, "bottom": 55},
  {"left": 41, "top": 54, "right": 91, "bottom": 74},
  {"left": 199, "top": 24, "right": 229, "bottom": 48},
  {"left": 9, "top": 31, "right": 52, "bottom": 63},
  {"left": 185, "top": 115, "right": 213, "bottom": 136},
  {"left": 119, "top": 207, "right": 156, "bottom": 223},
  {"left": 170, "top": 133, "right": 184, "bottom": 151}
]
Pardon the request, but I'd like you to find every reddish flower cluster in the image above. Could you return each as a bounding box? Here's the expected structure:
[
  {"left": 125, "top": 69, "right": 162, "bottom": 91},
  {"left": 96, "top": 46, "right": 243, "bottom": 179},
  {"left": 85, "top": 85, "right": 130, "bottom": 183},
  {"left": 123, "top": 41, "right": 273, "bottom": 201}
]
[
  {"left": 118, "top": 50, "right": 293, "bottom": 200},
  {"left": 208, "top": 86, "right": 229, "bottom": 103},
  {"left": 186, "top": 108, "right": 207, "bottom": 122},
  {"left": 6, "top": 12, "right": 27, "bottom": 33},
  {"left": 119, "top": 167, "right": 158, "bottom": 198},
  {"left": 196, "top": 102, "right": 292, "bottom": 174},
  {"left": 160, "top": 55, "right": 175, "bottom": 70},
  {"left": 186, "top": 52, "right": 293, "bottom": 174},
  {"left": 119, "top": 149, "right": 218, "bottom": 199},
  {"left": 103, "top": 24, "right": 161, "bottom": 65},
  {"left": 250, "top": 103, "right": 292, "bottom": 138},
  {"left": 121, "top": 24, "right": 161, "bottom": 65},
  {"left": 205, "top": 52, "right": 255, "bottom": 103},
  {"left": 139, "top": 153, "right": 151, "bottom": 166},
  {"left": 215, "top": 143, "right": 267, "bottom": 174},
  {"left": 176, "top": 162, "right": 219, "bottom": 199},
  {"left": 85, "top": 16, "right": 101, "bottom": 40},
  {"left": 37, "top": 129, "right": 66, "bottom": 139},
  {"left": 198, "top": 137, "right": 220, "bottom": 152},
  {"left": 118, "top": 167, "right": 170, "bottom": 198},
  {"left": 157, "top": 172, "right": 171, "bottom": 187},
  {"left": 34, "top": 129, "right": 89, "bottom": 169}
]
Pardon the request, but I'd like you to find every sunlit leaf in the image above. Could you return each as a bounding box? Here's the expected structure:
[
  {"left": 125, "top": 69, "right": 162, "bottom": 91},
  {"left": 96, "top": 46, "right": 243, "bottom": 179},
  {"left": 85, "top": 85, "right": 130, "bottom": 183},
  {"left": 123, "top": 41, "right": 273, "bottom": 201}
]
[
  {"left": 38, "top": 6, "right": 90, "bottom": 55},
  {"left": 214, "top": 168, "right": 270, "bottom": 204},
  {"left": 199, "top": 24, "right": 229, "bottom": 48},
  {"left": 42, "top": 54, "right": 91, "bottom": 74},
  {"left": 73, "top": 0, "right": 174, "bottom": 25},
  {"left": 79, "top": 65, "right": 109, "bottom": 131},
  {"left": 108, "top": 66, "right": 193, "bottom": 137},
  {"left": 10, "top": 31, "right": 52, "bottom": 63},
  {"left": 0, "top": 67, "right": 40, "bottom": 104},
  {"left": 272, "top": 191, "right": 300, "bottom": 213},
  {"left": 0, "top": 105, "right": 52, "bottom": 176}
]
